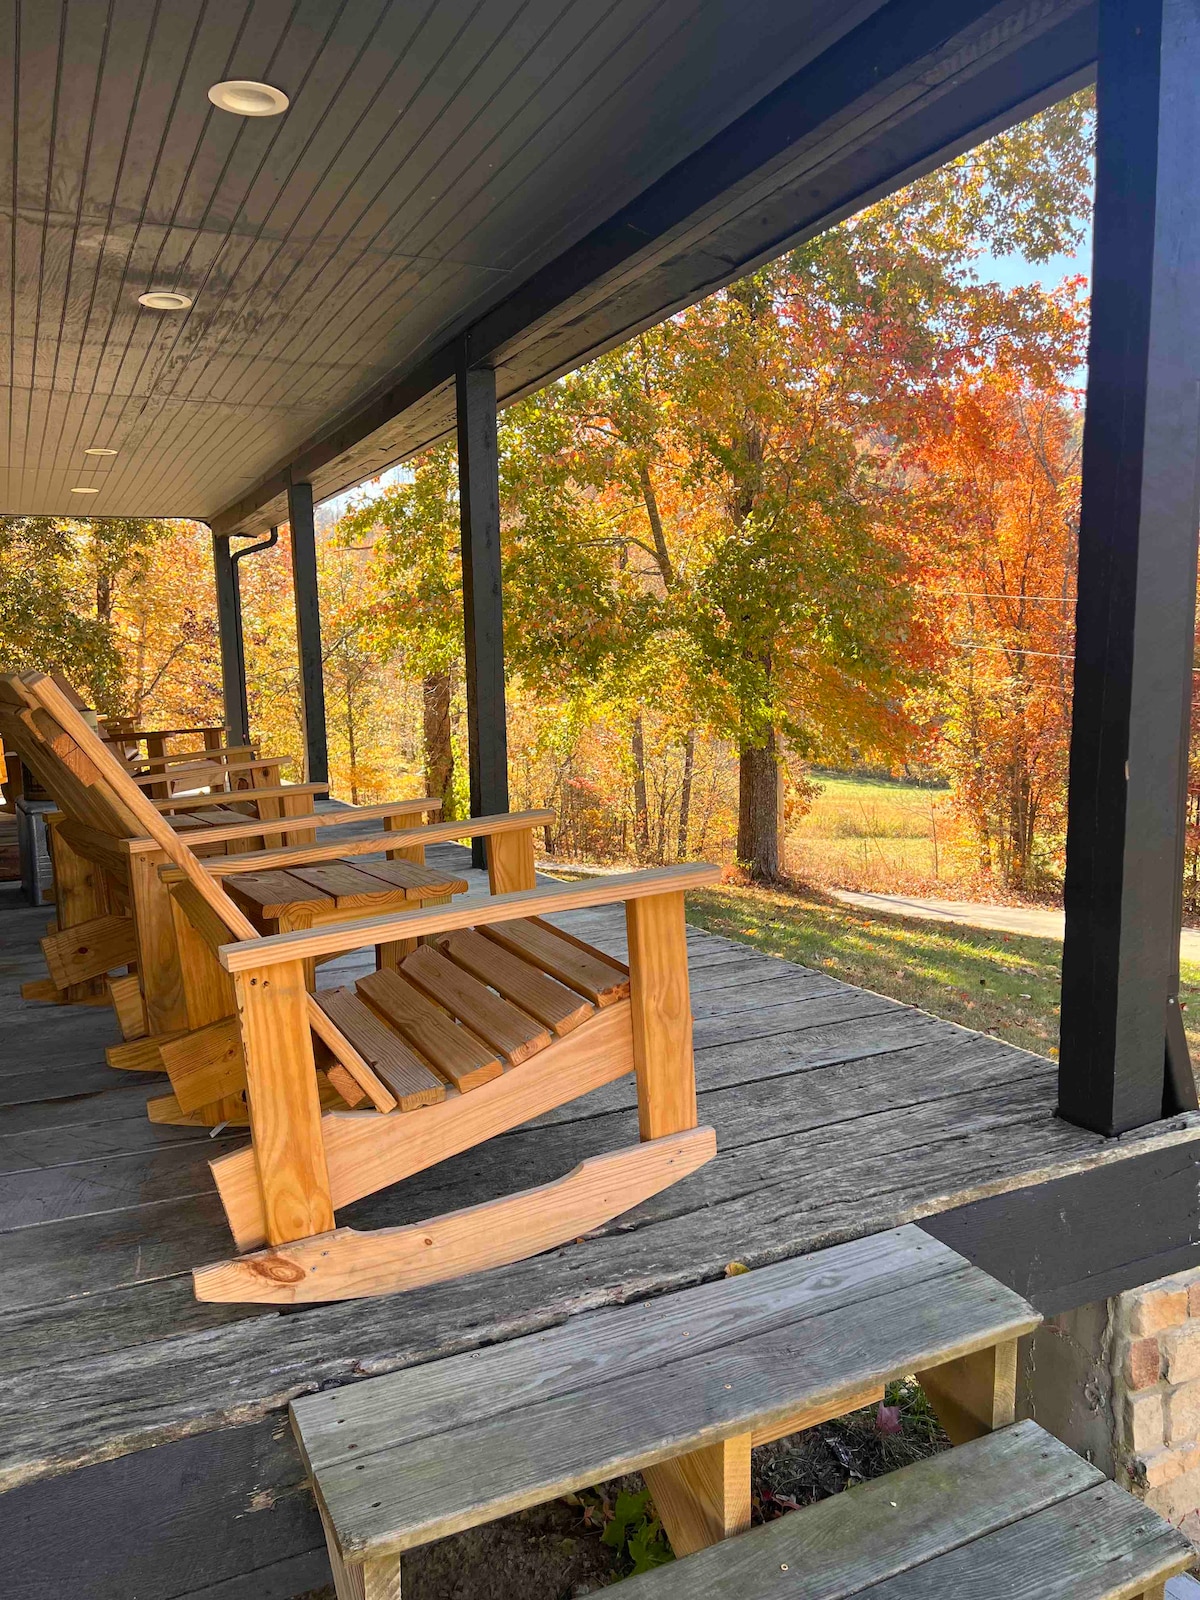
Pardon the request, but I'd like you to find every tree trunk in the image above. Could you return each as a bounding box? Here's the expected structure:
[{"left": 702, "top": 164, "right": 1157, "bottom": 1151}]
[
  {"left": 423, "top": 671, "right": 455, "bottom": 819},
  {"left": 346, "top": 683, "right": 359, "bottom": 806},
  {"left": 677, "top": 728, "right": 695, "bottom": 860},
  {"left": 737, "top": 729, "right": 780, "bottom": 880},
  {"left": 631, "top": 714, "right": 650, "bottom": 861}
]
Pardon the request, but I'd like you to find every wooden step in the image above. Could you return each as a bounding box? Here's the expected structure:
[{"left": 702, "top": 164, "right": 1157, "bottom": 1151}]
[
  {"left": 623, "top": 1421, "right": 1193, "bottom": 1599},
  {"left": 291, "top": 1224, "right": 1039, "bottom": 1568}
]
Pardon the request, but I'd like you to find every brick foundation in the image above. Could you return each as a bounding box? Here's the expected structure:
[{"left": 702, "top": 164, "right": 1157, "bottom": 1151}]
[{"left": 1020, "top": 1268, "right": 1200, "bottom": 1547}]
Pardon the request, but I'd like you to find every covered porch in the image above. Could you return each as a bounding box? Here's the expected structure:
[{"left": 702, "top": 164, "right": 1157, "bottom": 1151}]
[{"left": 5, "top": 0, "right": 1200, "bottom": 1593}]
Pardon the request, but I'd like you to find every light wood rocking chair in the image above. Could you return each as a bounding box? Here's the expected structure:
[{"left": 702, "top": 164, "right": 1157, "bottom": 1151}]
[{"left": 10, "top": 673, "right": 718, "bottom": 1305}]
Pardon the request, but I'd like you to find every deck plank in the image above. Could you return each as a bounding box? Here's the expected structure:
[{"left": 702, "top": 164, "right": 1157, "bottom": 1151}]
[{"left": 0, "top": 854, "right": 1195, "bottom": 1502}]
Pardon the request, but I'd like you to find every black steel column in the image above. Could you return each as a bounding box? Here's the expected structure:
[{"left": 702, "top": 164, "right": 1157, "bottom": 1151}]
[
  {"left": 456, "top": 354, "right": 509, "bottom": 866},
  {"left": 212, "top": 531, "right": 249, "bottom": 747},
  {"left": 1059, "top": 0, "right": 1200, "bottom": 1134},
  {"left": 287, "top": 480, "right": 329, "bottom": 787}
]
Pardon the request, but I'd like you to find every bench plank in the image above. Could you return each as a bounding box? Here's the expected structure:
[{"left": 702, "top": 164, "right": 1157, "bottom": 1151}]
[
  {"left": 292, "top": 1227, "right": 1038, "bottom": 1561},
  {"left": 481, "top": 919, "right": 630, "bottom": 1006},
  {"left": 616, "top": 1423, "right": 1113, "bottom": 1598},
  {"left": 355, "top": 969, "right": 502, "bottom": 1093},
  {"left": 315, "top": 990, "right": 444, "bottom": 1111}
]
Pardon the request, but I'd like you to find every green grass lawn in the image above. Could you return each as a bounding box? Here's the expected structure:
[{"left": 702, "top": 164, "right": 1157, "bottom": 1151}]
[
  {"left": 786, "top": 774, "right": 946, "bottom": 891},
  {"left": 686, "top": 879, "right": 1200, "bottom": 1060}
]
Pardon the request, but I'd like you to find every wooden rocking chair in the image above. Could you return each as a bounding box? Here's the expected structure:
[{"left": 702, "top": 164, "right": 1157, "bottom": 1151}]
[
  {"left": 0, "top": 672, "right": 438, "bottom": 1030},
  {"left": 9, "top": 673, "right": 718, "bottom": 1304}
]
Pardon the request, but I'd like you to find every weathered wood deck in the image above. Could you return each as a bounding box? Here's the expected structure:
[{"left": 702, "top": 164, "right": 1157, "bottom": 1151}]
[{"left": 3, "top": 839, "right": 1199, "bottom": 1594}]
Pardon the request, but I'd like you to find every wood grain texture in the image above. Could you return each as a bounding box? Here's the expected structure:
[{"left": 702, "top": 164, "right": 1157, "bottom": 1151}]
[
  {"left": 293, "top": 1229, "right": 1038, "bottom": 1560},
  {"left": 481, "top": 919, "right": 630, "bottom": 1005},
  {"left": 315, "top": 989, "right": 441, "bottom": 1111},
  {"left": 107, "top": 973, "right": 147, "bottom": 1041},
  {"left": 401, "top": 945, "right": 552, "bottom": 1065},
  {"left": 439, "top": 928, "right": 593, "bottom": 1035},
  {"left": 486, "top": 828, "right": 537, "bottom": 894},
  {"left": 627, "top": 892, "right": 697, "bottom": 1142},
  {"left": 158, "top": 1018, "right": 245, "bottom": 1115},
  {"left": 917, "top": 1338, "right": 1017, "bottom": 1445},
  {"left": 190, "top": 811, "right": 554, "bottom": 878},
  {"left": 41, "top": 914, "right": 137, "bottom": 990},
  {"left": 642, "top": 1433, "right": 751, "bottom": 1557},
  {"left": 356, "top": 968, "right": 502, "bottom": 1093},
  {"left": 197, "top": 1128, "right": 715, "bottom": 1304},
  {"left": 127, "top": 849, "right": 188, "bottom": 1035},
  {"left": 212, "top": 999, "right": 635, "bottom": 1249},
  {"left": 597, "top": 1424, "right": 1121, "bottom": 1599},
  {"left": 234, "top": 959, "right": 334, "bottom": 1248},
  {"left": 218, "top": 866, "right": 721, "bottom": 971}
]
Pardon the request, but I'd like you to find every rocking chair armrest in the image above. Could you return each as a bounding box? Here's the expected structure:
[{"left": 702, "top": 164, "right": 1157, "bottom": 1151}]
[
  {"left": 166, "top": 808, "right": 553, "bottom": 877},
  {"left": 218, "top": 862, "right": 720, "bottom": 971},
  {"left": 151, "top": 782, "right": 328, "bottom": 813},
  {"left": 126, "top": 754, "right": 290, "bottom": 789},
  {"left": 124, "top": 743, "right": 258, "bottom": 770},
  {"left": 150, "top": 797, "right": 447, "bottom": 861}
]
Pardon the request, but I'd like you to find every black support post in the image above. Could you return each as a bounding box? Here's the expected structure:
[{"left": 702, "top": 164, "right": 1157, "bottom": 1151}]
[
  {"left": 1058, "top": 0, "right": 1200, "bottom": 1134},
  {"left": 287, "top": 480, "right": 329, "bottom": 787},
  {"left": 212, "top": 531, "right": 249, "bottom": 748},
  {"left": 456, "top": 353, "right": 509, "bottom": 867}
]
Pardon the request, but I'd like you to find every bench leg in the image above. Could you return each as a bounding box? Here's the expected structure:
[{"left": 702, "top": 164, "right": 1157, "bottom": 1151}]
[
  {"left": 643, "top": 1433, "right": 752, "bottom": 1557},
  {"left": 486, "top": 827, "right": 536, "bottom": 894},
  {"left": 318, "top": 1503, "right": 402, "bottom": 1600},
  {"left": 916, "top": 1338, "right": 1017, "bottom": 1445}
]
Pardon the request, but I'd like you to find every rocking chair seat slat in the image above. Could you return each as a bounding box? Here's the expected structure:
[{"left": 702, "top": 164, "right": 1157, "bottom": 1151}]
[
  {"left": 356, "top": 968, "right": 503, "bottom": 1093},
  {"left": 316, "top": 989, "right": 446, "bottom": 1111},
  {"left": 438, "top": 928, "right": 594, "bottom": 1036},
  {"left": 481, "top": 919, "right": 631, "bottom": 1006},
  {"left": 401, "top": 945, "right": 553, "bottom": 1065}
]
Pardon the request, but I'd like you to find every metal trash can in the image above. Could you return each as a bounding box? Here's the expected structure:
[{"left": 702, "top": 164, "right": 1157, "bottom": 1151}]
[{"left": 15, "top": 795, "right": 56, "bottom": 907}]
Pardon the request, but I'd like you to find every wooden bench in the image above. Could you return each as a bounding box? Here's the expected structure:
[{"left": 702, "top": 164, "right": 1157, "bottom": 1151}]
[
  {"left": 291, "top": 1224, "right": 1054, "bottom": 1593},
  {"left": 623, "top": 1421, "right": 1193, "bottom": 1600}
]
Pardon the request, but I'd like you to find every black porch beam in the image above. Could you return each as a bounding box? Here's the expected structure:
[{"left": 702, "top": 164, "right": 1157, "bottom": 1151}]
[
  {"left": 211, "top": 532, "right": 248, "bottom": 750},
  {"left": 456, "top": 355, "right": 509, "bottom": 865},
  {"left": 287, "top": 481, "right": 329, "bottom": 788},
  {"left": 1058, "top": 0, "right": 1200, "bottom": 1135}
]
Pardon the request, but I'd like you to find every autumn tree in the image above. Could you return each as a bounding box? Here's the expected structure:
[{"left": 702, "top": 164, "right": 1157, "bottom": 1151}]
[
  {"left": 337, "top": 448, "right": 465, "bottom": 815},
  {"left": 914, "top": 374, "right": 1084, "bottom": 888}
]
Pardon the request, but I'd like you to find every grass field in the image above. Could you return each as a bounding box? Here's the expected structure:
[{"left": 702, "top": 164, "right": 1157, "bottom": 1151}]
[
  {"left": 686, "top": 878, "right": 1200, "bottom": 1060},
  {"left": 786, "top": 775, "right": 946, "bottom": 893}
]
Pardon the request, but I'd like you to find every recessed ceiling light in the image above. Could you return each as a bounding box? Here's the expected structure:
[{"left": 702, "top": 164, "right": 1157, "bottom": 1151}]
[
  {"left": 208, "top": 80, "right": 289, "bottom": 116},
  {"left": 71, "top": 486, "right": 100, "bottom": 495},
  {"left": 138, "top": 290, "right": 193, "bottom": 311},
  {"left": 84, "top": 447, "right": 117, "bottom": 457}
]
